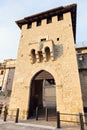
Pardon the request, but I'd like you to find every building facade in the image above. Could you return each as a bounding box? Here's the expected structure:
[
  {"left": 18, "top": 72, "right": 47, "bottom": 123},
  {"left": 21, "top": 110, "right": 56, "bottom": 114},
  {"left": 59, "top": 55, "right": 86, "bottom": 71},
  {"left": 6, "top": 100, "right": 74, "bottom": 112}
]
[
  {"left": 0, "top": 59, "right": 16, "bottom": 108},
  {"left": 8, "top": 4, "right": 84, "bottom": 121},
  {"left": 0, "top": 59, "right": 16, "bottom": 92},
  {"left": 76, "top": 46, "right": 87, "bottom": 112}
]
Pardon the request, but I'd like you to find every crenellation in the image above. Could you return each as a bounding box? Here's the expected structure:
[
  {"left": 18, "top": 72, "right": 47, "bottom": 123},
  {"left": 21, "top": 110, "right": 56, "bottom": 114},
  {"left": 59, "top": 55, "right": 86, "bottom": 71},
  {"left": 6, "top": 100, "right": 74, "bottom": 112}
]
[
  {"left": 21, "top": 13, "right": 73, "bottom": 31},
  {"left": 32, "top": 21, "right": 36, "bottom": 28},
  {"left": 22, "top": 24, "right": 27, "bottom": 30},
  {"left": 52, "top": 16, "right": 58, "bottom": 23},
  {"left": 63, "top": 12, "right": 72, "bottom": 23}
]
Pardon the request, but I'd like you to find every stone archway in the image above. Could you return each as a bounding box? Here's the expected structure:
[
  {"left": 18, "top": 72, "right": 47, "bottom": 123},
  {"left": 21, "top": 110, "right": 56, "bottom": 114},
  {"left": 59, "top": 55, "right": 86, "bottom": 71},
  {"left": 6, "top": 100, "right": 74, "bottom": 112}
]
[{"left": 28, "top": 70, "right": 56, "bottom": 118}]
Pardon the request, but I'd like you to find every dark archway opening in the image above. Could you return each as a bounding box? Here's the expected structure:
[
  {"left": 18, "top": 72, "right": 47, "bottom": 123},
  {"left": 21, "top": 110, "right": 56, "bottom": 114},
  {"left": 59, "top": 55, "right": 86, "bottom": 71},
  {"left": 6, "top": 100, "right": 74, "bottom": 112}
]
[
  {"left": 45, "top": 47, "right": 50, "bottom": 61},
  {"left": 27, "top": 70, "right": 56, "bottom": 119},
  {"left": 31, "top": 49, "right": 36, "bottom": 63}
]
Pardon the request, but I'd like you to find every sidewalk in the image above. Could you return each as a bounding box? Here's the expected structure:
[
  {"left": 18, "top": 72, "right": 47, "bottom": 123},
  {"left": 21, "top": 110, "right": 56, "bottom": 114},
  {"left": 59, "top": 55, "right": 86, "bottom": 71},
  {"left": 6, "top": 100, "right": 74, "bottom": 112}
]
[{"left": 0, "top": 119, "right": 83, "bottom": 130}]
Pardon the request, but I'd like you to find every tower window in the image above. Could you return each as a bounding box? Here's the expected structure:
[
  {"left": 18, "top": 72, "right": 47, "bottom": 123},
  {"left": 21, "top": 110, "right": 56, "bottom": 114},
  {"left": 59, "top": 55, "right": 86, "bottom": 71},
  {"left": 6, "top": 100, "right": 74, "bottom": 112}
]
[
  {"left": 45, "top": 47, "right": 50, "bottom": 61},
  {"left": 57, "top": 38, "right": 59, "bottom": 41},
  {"left": 31, "top": 49, "right": 36, "bottom": 63},
  {"left": 58, "top": 14, "right": 63, "bottom": 21},
  {"left": 47, "top": 17, "right": 52, "bottom": 24},
  {"left": 41, "top": 38, "right": 46, "bottom": 42},
  {"left": 38, "top": 51, "right": 43, "bottom": 62}
]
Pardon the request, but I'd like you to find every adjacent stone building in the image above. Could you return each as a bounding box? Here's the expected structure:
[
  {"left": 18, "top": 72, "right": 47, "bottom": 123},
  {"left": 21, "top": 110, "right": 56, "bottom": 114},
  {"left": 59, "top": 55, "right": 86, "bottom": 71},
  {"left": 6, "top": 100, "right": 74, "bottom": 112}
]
[
  {"left": 8, "top": 3, "right": 84, "bottom": 122},
  {"left": 0, "top": 59, "right": 16, "bottom": 92},
  {"left": 0, "top": 59, "right": 16, "bottom": 108},
  {"left": 76, "top": 46, "right": 87, "bottom": 112}
]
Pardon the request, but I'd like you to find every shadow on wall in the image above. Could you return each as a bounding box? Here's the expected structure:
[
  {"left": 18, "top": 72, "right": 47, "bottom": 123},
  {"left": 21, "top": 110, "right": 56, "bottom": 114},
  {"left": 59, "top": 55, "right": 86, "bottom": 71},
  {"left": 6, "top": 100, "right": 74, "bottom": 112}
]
[{"left": 53, "top": 44, "right": 63, "bottom": 60}]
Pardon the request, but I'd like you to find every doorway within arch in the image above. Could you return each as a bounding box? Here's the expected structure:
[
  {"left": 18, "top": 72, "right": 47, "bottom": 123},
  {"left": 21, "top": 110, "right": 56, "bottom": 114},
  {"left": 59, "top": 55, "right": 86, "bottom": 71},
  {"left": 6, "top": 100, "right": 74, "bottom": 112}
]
[{"left": 28, "top": 70, "right": 56, "bottom": 119}]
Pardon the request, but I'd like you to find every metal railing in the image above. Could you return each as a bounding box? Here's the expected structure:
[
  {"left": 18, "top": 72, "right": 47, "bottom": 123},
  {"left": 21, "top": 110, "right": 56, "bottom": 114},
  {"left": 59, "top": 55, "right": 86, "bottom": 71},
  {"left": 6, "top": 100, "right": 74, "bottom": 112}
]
[
  {"left": 0, "top": 107, "right": 19, "bottom": 123},
  {"left": 0, "top": 106, "right": 87, "bottom": 130}
]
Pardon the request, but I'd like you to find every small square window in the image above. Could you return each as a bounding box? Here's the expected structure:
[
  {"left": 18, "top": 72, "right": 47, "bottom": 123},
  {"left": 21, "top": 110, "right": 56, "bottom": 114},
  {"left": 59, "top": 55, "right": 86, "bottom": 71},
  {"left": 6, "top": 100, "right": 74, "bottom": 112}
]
[
  {"left": 41, "top": 38, "right": 46, "bottom": 42},
  {"left": 57, "top": 38, "right": 59, "bottom": 41},
  {"left": 37, "top": 20, "right": 41, "bottom": 26},
  {"left": 27, "top": 22, "right": 32, "bottom": 29},
  {"left": 58, "top": 14, "right": 63, "bottom": 21},
  {"left": 47, "top": 17, "right": 52, "bottom": 24}
]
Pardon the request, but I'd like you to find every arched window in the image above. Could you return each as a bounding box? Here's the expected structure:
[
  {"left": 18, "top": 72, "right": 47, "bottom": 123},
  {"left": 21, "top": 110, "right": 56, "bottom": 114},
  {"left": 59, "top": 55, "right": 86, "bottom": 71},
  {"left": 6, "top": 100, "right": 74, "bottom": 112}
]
[
  {"left": 45, "top": 47, "right": 50, "bottom": 61},
  {"left": 38, "top": 51, "right": 43, "bottom": 62},
  {"left": 31, "top": 49, "right": 36, "bottom": 63}
]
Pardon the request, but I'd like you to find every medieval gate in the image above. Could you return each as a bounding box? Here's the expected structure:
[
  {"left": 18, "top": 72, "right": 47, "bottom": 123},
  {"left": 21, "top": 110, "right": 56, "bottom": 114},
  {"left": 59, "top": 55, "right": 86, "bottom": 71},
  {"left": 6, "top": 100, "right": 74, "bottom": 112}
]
[{"left": 28, "top": 70, "right": 56, "bottom": 119}]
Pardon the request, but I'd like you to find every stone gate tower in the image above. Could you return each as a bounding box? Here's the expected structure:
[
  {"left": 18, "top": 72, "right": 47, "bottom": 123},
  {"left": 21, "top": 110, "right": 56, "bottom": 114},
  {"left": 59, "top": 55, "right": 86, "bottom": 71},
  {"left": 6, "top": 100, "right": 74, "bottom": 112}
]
[{"left": 9, "top": 4, "right": 84, "bottom": 121}]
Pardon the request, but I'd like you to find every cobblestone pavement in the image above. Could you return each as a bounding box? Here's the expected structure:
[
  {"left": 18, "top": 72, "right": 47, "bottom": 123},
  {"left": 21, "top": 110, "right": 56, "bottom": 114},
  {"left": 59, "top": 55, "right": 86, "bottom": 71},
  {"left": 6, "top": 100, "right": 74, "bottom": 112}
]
[{"left": 0, "top": 119, "right": 87, "bottom": 130}]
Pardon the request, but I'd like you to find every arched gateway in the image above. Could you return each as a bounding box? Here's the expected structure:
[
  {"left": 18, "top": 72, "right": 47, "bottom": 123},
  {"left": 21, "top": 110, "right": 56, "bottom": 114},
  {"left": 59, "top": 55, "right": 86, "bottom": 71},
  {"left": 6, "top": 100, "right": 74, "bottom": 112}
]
[{"left": 28, "top": 70, "right": 56, "bottom": 118}]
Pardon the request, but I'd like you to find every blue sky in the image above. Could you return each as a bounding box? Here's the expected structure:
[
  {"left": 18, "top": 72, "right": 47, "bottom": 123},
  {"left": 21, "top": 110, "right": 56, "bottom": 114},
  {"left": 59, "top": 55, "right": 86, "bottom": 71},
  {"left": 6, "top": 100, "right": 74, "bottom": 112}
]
[{"left": 0, "top": 0, "right": 87, "bottom": 62}]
